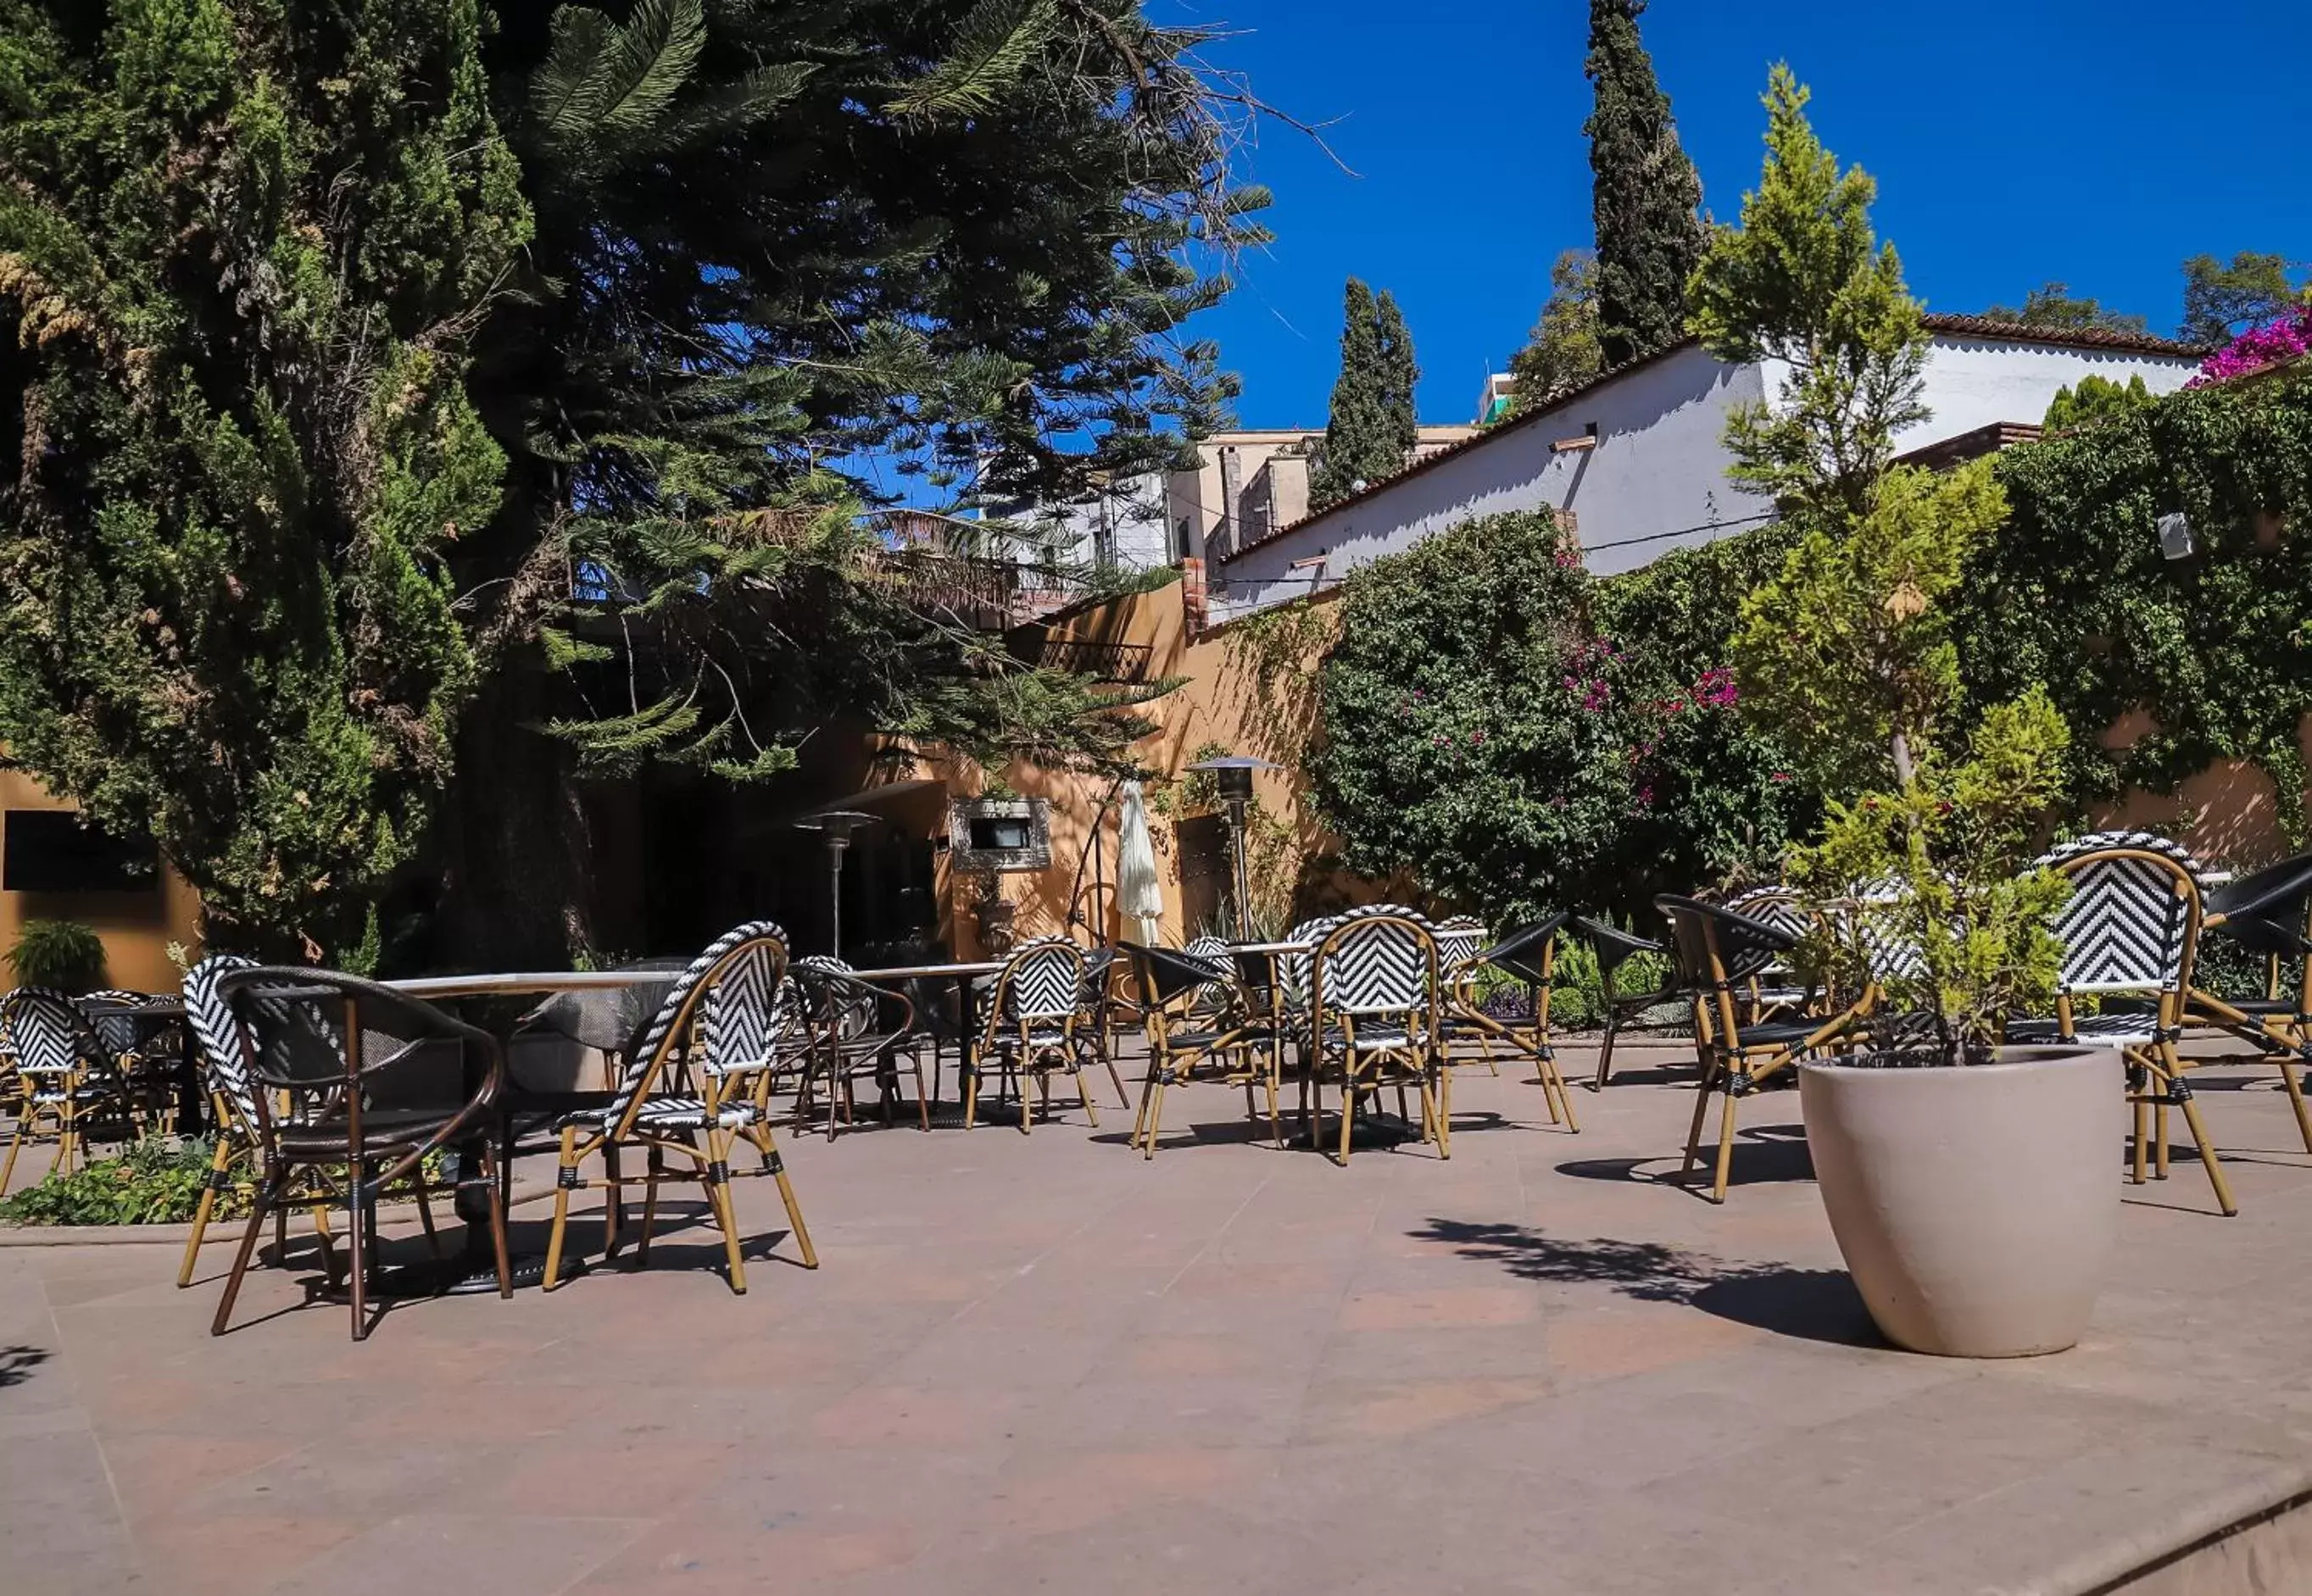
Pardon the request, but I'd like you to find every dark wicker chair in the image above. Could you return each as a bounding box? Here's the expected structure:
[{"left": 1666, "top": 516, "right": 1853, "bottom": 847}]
[
  {"left": 2187, "top": 849, "right": 2312, "bottom": 1161},
  {"left": 791, "top": 956, "right": 926, "bottom": 1138},
  {"left": 1441, "top": 915, "right": 1579, "bottom": 1131},
  {"left": 198, "top": 965, "right": 512, "bottom": 1340},
  {"left": 1574, "top": 917, "right": 1681, "bottom": 1091},
  {"left": 1120, "top": 942, "right": 1279, "bottom": 1156}
]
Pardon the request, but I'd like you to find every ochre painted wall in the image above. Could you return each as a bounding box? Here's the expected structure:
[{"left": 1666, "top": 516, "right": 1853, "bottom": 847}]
[{"left": 0, "top": 770, "right": 204, "bottom": 993}]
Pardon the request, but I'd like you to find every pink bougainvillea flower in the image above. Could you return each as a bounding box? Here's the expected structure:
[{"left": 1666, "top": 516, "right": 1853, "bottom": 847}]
[{"left": 1769, "top": 770, "right": 1791, "bottom": 784}]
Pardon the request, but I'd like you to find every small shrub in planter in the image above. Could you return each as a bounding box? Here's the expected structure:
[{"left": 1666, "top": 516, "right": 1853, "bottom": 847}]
[{"left": 8, "top": 918, "right": 107, "bottom": 994}]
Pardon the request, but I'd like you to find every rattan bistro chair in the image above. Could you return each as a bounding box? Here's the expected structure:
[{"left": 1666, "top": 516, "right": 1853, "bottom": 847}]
[
  {"left": 1574, "top": 916, "right": 1680, "bottom": 1091},
  {"left": 1122, "top": 942, "right": 1281, "bottom": 1156},
  {"left": 202, "top": 965, "right": 512, "bottom": 1340},
  {"left": 0, "top": 988, "right": 129, "bottom": 1187},
  {"left": 2008, "top": 835, "right": 2236, "bottom": 1215},
  {"left": 1444, "top": 916, "right": 1580, "bottom": 1131},
  {"left": 1655, "top": 895, "right": 1860, "bottom": 1204},
  {"left": 177, "top": 955, "right": 264, "bottom": 1287},
  {"left": 1306, "top": 907, "right": 1447, "bottom": 1165},
  {"left": 2186, "top": 850, "right": 2312, "bottom": 1159},
  {"left": 540, "top": 920, "right": 817, "bottom": 1293},
  {"left": 971, "top": 937, "right": 1103, "bottom": 1132}
]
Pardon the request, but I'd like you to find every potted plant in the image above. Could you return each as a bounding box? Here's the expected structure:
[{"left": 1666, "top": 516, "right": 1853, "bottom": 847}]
[
  {"left": 1786, "top": 701, "right": 2119, "bottom": 1358},
  {"left": 9, "top": 918, "right": 108, "bottom": 994},
  {"left": 970, "top": 870, "right": 1017, "bottom": 957},
  {"left": 1692, "top": 74, "right": 2119, "bottom": 1355}
]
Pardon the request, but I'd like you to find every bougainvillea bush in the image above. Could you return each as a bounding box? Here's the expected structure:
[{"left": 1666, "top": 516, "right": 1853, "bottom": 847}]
[
  {"left": 2190, "top": 310, "right": 2312, "bottom": 386},
  {"left": 1312, "top": 511, "right": 1811, "bottom": 926}
]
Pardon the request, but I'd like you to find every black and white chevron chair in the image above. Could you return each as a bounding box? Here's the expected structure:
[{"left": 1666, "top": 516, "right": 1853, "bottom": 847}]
[
  {"left": 1432, "top": 915, "right": 1496, "bottom": 1073},
  {"left": 971, "top": 936, "right": 1100, "bottom": 1133},
  {"left": 0, "top": 987, "right": 125, "bottom": 1187},
  {"left": 541, "top": 921, "right": 817, "bottom": 1293},
  {"left": 2187, "top": 849, "right": 2312, "bottom": 1160},
  {"left": 1655, "top": 894, "right": 1866, "bottom": 1204},
  {"left": 175, "top": 954, "right": 270, "bottom": 1287},
  {"left": 2008, "top": 833, "right": 2235, "bottom": 1215},
  {"left": 199, "top": 964, "right": 513, "bottom": 1340},
  {"left": 1306, "top": 905, "right": 1446, "bottom": 1165}
]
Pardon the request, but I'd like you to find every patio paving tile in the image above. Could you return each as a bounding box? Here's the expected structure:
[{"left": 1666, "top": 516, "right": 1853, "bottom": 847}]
[{"left": 6, "top": 1035, "right": 2312, "bottom": 1593}]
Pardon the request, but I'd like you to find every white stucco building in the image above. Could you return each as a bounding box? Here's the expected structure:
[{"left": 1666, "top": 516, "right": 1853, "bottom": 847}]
[{"left": 1208, "top": 316, "right": 2204, "bottom": 621}]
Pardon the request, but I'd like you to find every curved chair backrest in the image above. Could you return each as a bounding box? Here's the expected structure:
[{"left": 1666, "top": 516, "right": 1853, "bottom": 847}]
[
  {"left": 0, "top": 988, "right": 110, "bottom": 1078},
  {"left": 604, "top": 921, "right": 789, "bottom": 1132},
  {"left": 996, "top": 937, "right": 1088, "bottom": 1026},
  {"left": 1310, "top": 907, "right": 1439, "bottom": 1023},
  {"left": 1435, "top": 916, "right": 1487, "bottom": 982},
  {"left": 1121, "top": 942, "right": 1230, "bottom": 1011},
  {"left": 1653, "top": 895, "right": 1796, "bottom": 987},
  {"left": 1279, "top": 916, "right": 1337, "bottom": 1004},
  {"left": 2203, "top": 851, "right": 2312, "bottom": 958},
  {"left": 2039, "top": 829, "right": 2205, "bottom": 881},
  {"left": 181, "top": 954, "right": 265, "bottom": 1134},
  {"left": 1478, "top": 914, "right": 1569, "bottom": 990},
  {"left": 694, "top": 923, "right": 792, "bottom": 1077},
  {"left": 2035, "top": 841, "right": 2201, "bottom": 996},
  {"left": 1721, "top": 887, "right": 1812, "bottom": 981}
]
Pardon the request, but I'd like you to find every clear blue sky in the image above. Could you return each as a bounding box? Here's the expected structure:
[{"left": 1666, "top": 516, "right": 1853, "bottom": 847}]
[{"left": 1172, "top": 0, "right": 2309, "bottom": 431}]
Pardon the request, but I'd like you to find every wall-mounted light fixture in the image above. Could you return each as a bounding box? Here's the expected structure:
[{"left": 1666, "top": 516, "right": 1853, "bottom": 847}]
[{"left": 2158, "top": 512, "right": 2193, "bottom": 561}]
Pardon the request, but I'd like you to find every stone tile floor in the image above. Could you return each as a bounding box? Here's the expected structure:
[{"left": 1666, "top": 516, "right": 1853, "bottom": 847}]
[{"left": 4, "top": 1039, "right": 2312, "bottom": 1594}]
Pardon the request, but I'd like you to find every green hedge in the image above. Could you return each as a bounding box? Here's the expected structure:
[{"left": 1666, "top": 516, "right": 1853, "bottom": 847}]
[{"left": 1963, "top": 371, "right": 2312, "bottom": 848}]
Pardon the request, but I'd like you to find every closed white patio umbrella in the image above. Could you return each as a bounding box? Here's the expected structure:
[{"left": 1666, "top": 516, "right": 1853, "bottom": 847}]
[{"left": 1117, "top": 779, "right": 1164, "bottom": 944}]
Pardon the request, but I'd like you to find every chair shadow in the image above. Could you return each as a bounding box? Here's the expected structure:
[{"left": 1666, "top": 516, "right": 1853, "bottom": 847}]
[
  {"left": 1413, "top": 1218, "right": 1881, "bottom": 1349},
  {"left": 1555, "top": 1125, "right": 1815, "bottom": 1193},
  {"left": 0, "top": 1345, "right": 49, "bottom": 1387}
]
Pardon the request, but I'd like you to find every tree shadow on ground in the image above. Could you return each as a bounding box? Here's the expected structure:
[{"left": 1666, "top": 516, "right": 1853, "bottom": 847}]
[
  {"left": 0, "top": 1346, "right": 50, "bottom": 1387},
  {"left": 1415, "top": 1218, "right": 1882, "bottom": 1349}
]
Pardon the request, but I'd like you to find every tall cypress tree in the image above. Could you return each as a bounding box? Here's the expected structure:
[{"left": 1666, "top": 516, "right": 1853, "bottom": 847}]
[
  {"left": 1314, "top": 277, "right": 1418, "bottom": 509},
  {"left": 1585, "top": 0, "right": 1707, "bottom": 368},
  {"left": 1375, "top": 289, "right": 1420, "bottom": 465}
]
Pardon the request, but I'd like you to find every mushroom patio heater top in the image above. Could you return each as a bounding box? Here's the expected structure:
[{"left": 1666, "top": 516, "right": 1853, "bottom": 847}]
[
  {"left": 793, "top": 809, "right": 878, "bottom": 959},
  {"left": 1184, "top": 754, "right": 1280, "bottom": 940}
]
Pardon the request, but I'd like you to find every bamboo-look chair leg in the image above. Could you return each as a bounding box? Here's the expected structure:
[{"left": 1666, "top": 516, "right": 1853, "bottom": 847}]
[
  {"left": 1709, "top": 1085, "right": 1742, "bottom": 1204},
  {"left": 1546, "top": 1051, "right": 1581, "bottom": 1133},
  {"left": 1101, "top": 1046, "right": 1131, "bottom": 1111},
  {"left": 542, "top": 1126, "right": 580, "bottom": 1292},
  {"left": 758, "top": 1126, "right": 816, "bottom": 1268},
  {"left": 2131, "top": 1088, "right": 2150, "bottom": 1185},
  {"left": 602, "top": 1142, "right": 624, "bottom": 1259},
  {"left": 1262, "top": 1062, "right": 1282, "bottom": 1149},
  {"left": 1076, "top": 1057, "right": 1100, "bottom": 1127},
  {"left": 1438, "top": 1060, "right": 1454, "bottom": 1157},
  {"left": 210, "top": 1169, "right": 287, "bottom": 1337},
  {"left": 2155, "top": 1096, "right": 2173, "bottom": 1180},
  {"left": 1018, "top": 1056, "right": 1034, "bottom": 1135},
  {"left": 1336, "top": 1066, "right": 1358, "bottom": 1166},
  {"left": 2280, "top": 1052, "right": 2312, "bottom": 1154},
  {"left": 0, "top": 1099, "right": 30, "bottom": 1193},
  {"left": 2147, "top": 1044, "right": 2237, "bottom": 1216},
  {"left": 963, "top": 1054, "right": 983, "bottom": 1131},
  {"left": 637, "top": 1143, "right": 666, "bottom": 1263},
  {"left": 704, "top": 1132, "right": 747, "bottom": 1295},
  {"left": 176, "top": 1135, "right": 237, "bottom": 1287},
  {"left": 1680, "top": 1059, "right": 1721, "bottom": 1180}
]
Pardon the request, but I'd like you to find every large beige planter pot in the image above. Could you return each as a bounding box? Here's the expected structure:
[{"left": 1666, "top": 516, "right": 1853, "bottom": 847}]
[{"left": 1798, "top": 1046, "right": 2122, "bottom": 1358}]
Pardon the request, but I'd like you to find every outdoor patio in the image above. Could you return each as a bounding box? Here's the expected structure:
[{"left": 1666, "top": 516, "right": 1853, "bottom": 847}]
[{"left": 6, "top": 1035, "right": 2311, "bottom": 1596}]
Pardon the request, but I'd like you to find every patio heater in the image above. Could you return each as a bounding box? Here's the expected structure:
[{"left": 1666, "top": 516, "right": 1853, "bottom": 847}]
[
  {"left": 793, "top": 809, "right": 877, "bottom": 959},
  {"left": 1185, "top": 754, "right": 1279, "bottom": 940}
]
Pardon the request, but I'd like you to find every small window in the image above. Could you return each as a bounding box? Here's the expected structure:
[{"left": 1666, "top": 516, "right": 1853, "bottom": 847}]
[
  {"left": 968, "top": 815, "right": 1033, "bottom": 853},
  {"left": 3, "top": 810, "right": 160, "bottom": 893}
]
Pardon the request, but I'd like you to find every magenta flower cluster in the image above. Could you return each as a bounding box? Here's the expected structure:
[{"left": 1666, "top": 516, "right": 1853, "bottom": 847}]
[
  {"left": 2190, "top": 309, "right": 2312, "bottom": 386},
  {"left": 1692, "top": 667, "right": 1739, "bottom": 709}
]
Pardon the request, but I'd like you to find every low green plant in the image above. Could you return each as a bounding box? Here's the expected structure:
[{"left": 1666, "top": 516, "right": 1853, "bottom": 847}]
[
  {"left": 8, "top": 919, "right": 107, "bottom": 993},
  {"left": 1546, "top": 931, "right": 1673, "bottom": 1032},
  {"left": 0, "top": 1137, "right": 239, "bottom": 1226}
]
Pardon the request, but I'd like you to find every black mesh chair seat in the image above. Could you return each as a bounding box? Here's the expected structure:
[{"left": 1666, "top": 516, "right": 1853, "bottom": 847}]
[
  {"left": 1121, "top": 941, "right": 1285, "bottom": 1156},
  {"left": 1740, "top": 1017, "right": 1830, "bottom": 1049},
  {"left": 274, "top": 1105, "right": 480, "bottom": 1158},
  {"left": 2008, "top": 1012, "right": 2167, "bottom": 1049}
]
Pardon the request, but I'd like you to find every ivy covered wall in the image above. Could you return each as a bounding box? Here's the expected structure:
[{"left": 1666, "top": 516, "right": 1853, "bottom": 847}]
[{"left": 1963, "top": 370, "right": 2312, "bottom": 852}]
